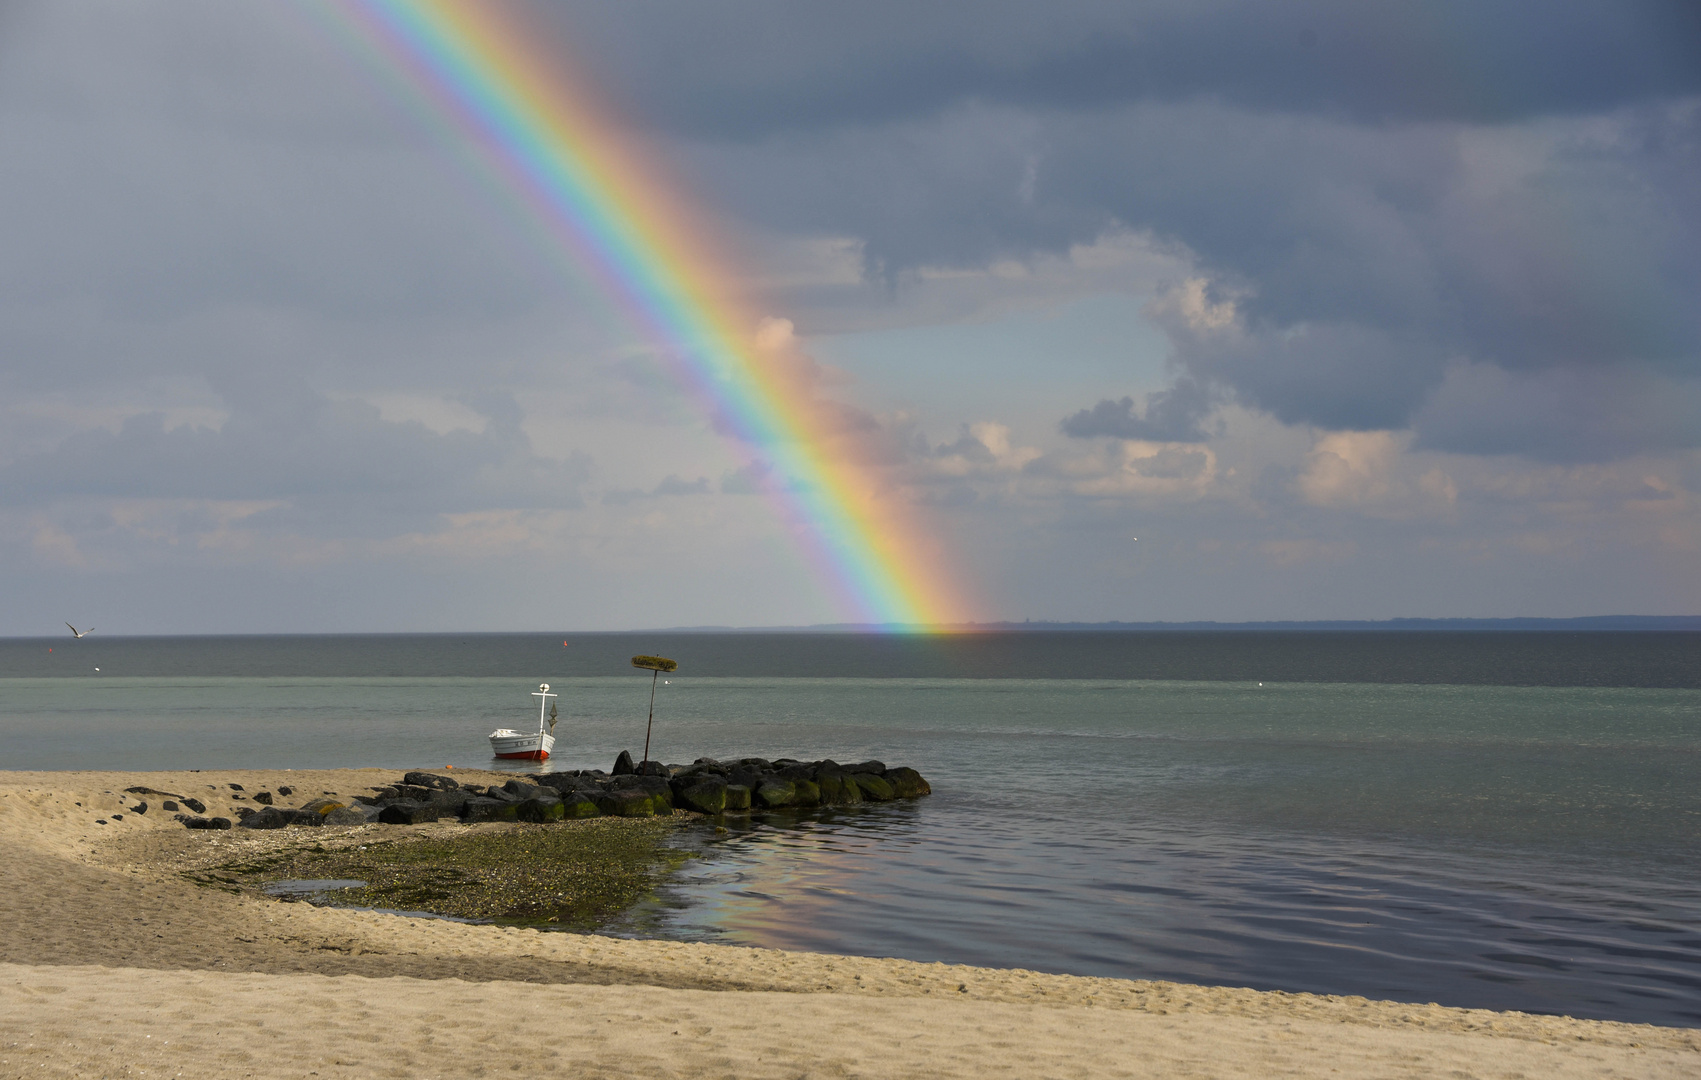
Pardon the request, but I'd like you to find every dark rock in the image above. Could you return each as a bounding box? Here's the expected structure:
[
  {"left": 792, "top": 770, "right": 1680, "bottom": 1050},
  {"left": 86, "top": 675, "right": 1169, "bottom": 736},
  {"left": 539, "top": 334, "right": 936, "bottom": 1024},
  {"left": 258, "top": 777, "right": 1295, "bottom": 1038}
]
[
  {"left": 126, "top": 786, "right": 186, "bottom": 799},
  {"left": 557, "top": 791, "right": 602, "bottom": 819},
  {"left": 110, "top": 814, "right": 123, "bottom": 821},
  {"left": 321, "top": 806, "right": 370, "bottom": 826},
  {"left": 235, "top": 806, "right": 257, "bottom": 820},
  {"left": 735, "top": 757, "right": 773, "bottom": 771},
  {"left": 846, "top": 761, "right": 887, "bottom": 775},
  {"left": 228, "top": 783, "right": 244, "bottom": 791},
  {"left": 377, "top": 801, "right": 438, "bottom": 825},
  {"left": 179, "top": 814, "right": 230, "bottom": 830},
  {"left": 531, "top": 774, "right": 595, "bottom": 797},
  {"left": 754, "top": 779, "right": 797, "bottom": 809},
  {"left": 277, "top": 786, "right": 293, "bottom": 797},
  {"left": 676, "top": 762, "right": 729, "bottom": 781},
  {"left": 627, "top": 775, "right": 673, "bottom": 810},
  {"left": 727, "top": 768, "right": 764, "bottom": 792},
  {"left": 182, "top": 797, "right": 206, "bottom": 814},
  {"left": 254, "top": 792, "right": 274, "bottom": 805},
  {"left": 371, "top": 786, "right": 401, "bottom": 802},
  {"left": 232, "top": 793, "right": 247, "bottom": 800},
  {"left": 692, "top": 757, "right": 724, "bottom": 768},
  {"left": 855, "top": 774, "right": 897, "bottom": 802},
  {"left": 815, "top": 769, "right": 853, "bottom": 804},
  {"left": 132, "top": 801, "right": 148, "bottom": 815},
  {"left": 840, "top": 775, "right": 866, "bottom": 804},
  {"left": 637, "top": 759, "right": 669, "bottom": 776},
  {"left": 815, "top": 763, "right": 858, "bottom": 805},
  {"left": 790, "top": 779, "right": 821, "bottom": 807},
  {"left": 884, "top": 767, "right": 932, "bottom": 798},
  {"left": 403, "top": 771, "right": 459, "bottom": 791},
  {"left": 210, "top": 817, "right": 232, "bottom": 830},
  {"left": 241, "top": 806, "right": 325, "bottom": 829},
  {"left": 429, "top": 790, "right": 474, "bottom": 814},
  {"left": 495, "top": 779, "right": 546, "bottom": 803},
  {"left": 461, "top": 797, "right": 519, "bottom": 823},
  {"left": 162, "top": 801, "right": 178, "bottom": 812},
  {"left": 516, "top": 795, "right": 566, "bottom": 823},
  {"left": 300, "top": 797, "right": 345, "bottom": 814},
  {"left": 723, "top": 784, "right": 752, "bottom": 812},
  {"left": 672, "top": 775, "right": 728, "bottom": 815},
  {"left": 612, "top": 750, "right": 636, "bottom": 775},
  {"left": 593, "top": 788, "right": 660, "bottom": 818},
  {"left": 776, "top": 764, "right": 816, "bottom": 782}
]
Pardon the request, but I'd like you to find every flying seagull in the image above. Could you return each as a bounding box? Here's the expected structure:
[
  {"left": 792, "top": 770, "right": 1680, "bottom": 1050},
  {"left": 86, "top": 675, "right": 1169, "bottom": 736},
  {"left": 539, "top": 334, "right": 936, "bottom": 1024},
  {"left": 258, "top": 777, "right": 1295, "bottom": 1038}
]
[{"left": 66, "top": 623, "right": 94, "bottom": 638}]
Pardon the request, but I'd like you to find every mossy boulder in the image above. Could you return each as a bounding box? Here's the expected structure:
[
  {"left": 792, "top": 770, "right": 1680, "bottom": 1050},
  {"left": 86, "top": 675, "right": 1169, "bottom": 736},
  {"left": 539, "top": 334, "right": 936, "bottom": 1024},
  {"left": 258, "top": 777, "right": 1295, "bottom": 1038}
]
[
  {"left": 855, "top": 774, "right": 897, "bottom": 802},
  {"left": 816, "top": 766, "right": 862, "bottom": 805},
  {"left": 755, "top": 779, "right": 797, "bottom": 809},
  {"left": 884, "top": 767, "right": 932, "bottom": 799},
  {"left": 462, "top": 797, "right": 519, "bottom": 823},
  {"left": 595, "top": 789, "right": 662, "bottom": 818},
  {"left": 516, "top": 795, "right": 566, "bottom": 823},
  {"left": 378, "top": 801, "right": 439, "bottom": 825},
  {"left": 723, "top": 783, "right": 752, "bottom": 812},
  {"left": 672, "top": 776, "right": 728, "bottom": 815},
  {"left": 242, "top": 806, "right": 326, "bottom": 829},
  {"left": 558, "top": 792, "right": 602, "bottom": 819},
  {"left": 791, "top": 779, "right": 821, "bottom": 807}
]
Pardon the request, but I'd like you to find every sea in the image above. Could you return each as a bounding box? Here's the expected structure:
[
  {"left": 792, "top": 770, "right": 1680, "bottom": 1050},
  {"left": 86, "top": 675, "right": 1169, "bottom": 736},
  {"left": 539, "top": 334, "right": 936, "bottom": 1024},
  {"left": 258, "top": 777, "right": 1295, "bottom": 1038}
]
[{"left": 2, "top": 631, "right": 1698, "bottom": 1027}]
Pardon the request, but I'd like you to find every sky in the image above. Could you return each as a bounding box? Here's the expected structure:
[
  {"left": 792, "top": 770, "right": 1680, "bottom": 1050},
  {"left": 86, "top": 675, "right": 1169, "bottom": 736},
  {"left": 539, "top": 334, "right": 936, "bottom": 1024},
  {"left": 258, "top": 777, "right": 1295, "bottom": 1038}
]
[{"left": 1, "top": 0, "right": 1698, "bottom": 633}]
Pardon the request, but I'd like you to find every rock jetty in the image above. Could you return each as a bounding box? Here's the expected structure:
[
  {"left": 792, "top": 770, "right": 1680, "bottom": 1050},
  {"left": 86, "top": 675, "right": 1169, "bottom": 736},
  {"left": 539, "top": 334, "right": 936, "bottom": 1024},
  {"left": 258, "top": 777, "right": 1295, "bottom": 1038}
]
[{"left": 205, "top": 757, "right": 930, "bottom": 830}]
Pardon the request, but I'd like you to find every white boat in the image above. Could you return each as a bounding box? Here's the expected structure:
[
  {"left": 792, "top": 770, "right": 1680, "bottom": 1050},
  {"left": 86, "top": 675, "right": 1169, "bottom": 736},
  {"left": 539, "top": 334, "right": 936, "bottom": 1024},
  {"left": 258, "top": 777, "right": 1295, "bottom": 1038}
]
[{"left": 489, "top": 683, "right": 558, "bottom": 761}]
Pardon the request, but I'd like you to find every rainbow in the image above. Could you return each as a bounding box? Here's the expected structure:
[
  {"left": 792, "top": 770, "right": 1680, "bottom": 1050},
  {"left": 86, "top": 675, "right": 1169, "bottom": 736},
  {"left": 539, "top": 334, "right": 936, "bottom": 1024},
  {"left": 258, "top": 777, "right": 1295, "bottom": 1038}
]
[{"left": 313, "top": 0, "right": 965, "bottom": 628}]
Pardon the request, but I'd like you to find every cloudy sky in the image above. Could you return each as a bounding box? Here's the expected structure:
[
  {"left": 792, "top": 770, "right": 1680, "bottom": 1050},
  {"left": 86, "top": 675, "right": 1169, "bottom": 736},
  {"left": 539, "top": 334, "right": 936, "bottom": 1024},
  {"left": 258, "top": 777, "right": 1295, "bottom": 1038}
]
[{"left": 2, "top": 0, "right": 1698, "bottom": 632}]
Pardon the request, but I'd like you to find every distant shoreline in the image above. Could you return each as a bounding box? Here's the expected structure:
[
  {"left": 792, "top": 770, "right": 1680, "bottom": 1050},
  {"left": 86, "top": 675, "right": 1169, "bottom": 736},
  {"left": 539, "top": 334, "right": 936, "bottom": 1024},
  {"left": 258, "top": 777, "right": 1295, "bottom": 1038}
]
[
  {"left": 6, "top": 615, "right": 1701, "bottom": 639},
  {"left": 656, "top": 615, "right": 1701, "bottom": 633}
]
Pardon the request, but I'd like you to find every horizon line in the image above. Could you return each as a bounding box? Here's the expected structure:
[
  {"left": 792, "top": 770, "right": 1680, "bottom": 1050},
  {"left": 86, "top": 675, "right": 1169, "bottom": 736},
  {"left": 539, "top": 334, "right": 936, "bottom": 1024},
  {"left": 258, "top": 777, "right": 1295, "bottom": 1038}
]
[{"left": 7, "top": 614, "right": 1701, "bottom": 639}]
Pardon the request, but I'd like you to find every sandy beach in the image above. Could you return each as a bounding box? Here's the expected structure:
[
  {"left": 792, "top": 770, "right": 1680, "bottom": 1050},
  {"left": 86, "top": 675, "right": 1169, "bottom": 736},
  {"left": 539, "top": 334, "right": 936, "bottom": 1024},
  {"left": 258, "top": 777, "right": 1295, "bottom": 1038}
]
[{"left": 2, "top": 768, "right": 1695, "bottom": 1079}]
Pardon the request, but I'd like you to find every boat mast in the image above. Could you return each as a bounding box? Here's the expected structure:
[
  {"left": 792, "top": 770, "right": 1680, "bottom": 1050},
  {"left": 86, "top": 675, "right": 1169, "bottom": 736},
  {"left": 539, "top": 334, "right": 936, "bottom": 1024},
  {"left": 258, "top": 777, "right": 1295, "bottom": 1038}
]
[{"left": 532, "top": 683, "right": 555, "bottom": 738}]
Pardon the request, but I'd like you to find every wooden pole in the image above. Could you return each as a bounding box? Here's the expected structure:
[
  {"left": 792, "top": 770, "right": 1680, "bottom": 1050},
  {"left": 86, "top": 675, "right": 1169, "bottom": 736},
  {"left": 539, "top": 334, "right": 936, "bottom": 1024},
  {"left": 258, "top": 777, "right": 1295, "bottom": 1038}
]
[{"left": 642, "top": 668, "right": 659, "bottom": 767}]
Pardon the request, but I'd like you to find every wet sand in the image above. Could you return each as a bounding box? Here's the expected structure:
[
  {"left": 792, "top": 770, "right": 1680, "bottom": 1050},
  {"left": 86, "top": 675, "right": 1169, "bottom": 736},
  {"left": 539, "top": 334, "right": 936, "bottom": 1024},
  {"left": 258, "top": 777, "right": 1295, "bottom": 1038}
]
[{"left": 3, "top": 768, "right": 1696, "bottom": 1078}]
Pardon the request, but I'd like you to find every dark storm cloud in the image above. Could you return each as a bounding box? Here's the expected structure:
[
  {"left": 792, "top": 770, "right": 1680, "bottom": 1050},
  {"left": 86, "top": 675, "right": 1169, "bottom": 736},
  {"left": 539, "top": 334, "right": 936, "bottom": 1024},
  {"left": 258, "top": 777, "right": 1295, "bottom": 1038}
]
[
  {"left": 1061, "top": 378, "right": 1213, "bottom": 442},
  {"left": 548, "top": 0, "right": 1701, "bottom": 136},
  {"left": 531, "top": 1, "right": 1701, "bottom": 461},
  {"left": 683, "top": 92, "right": 1701, "bottom": 457}
]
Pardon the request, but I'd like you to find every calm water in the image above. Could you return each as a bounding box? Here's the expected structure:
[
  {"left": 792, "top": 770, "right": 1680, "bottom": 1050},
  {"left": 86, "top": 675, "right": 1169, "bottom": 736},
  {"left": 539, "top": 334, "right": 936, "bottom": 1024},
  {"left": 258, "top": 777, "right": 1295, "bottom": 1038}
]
[{"left": 2, "top": 632, "right": 1698, "bottom": 1026}]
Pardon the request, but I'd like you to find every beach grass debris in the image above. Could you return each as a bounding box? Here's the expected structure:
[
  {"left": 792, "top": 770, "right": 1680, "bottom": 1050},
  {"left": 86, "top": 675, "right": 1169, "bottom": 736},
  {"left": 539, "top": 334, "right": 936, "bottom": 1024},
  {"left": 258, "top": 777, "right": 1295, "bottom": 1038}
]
[{"left": 191, "top": 817, "right": 694, "bottom": 930}]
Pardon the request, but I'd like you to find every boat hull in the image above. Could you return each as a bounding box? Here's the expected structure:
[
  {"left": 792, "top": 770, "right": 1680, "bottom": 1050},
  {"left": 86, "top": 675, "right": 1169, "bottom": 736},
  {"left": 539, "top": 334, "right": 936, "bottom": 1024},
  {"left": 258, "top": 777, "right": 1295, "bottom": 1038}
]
[{"left": 488, "top": 729, "right": 555, "bottom": 760}]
